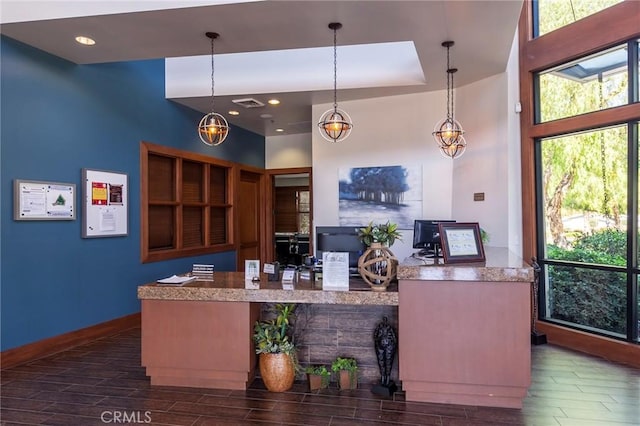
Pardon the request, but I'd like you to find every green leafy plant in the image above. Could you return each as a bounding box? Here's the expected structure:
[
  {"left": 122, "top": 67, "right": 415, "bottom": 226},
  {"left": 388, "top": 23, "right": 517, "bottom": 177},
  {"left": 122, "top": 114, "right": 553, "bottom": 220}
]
[
  {"left": 331, "top": 357, "right": 358, "bottom": 390},
  {"left": 331, "top": 357, "right": 358, "bottom": 372},
  {"left": 305, "top": 364, "right": 331, "bottom": 377},
  {"left": 253, "top": 303, "right": 297, "bottom": 356},
  {"left": 358, "top": 221, "right": 402, "bottom": 247}
]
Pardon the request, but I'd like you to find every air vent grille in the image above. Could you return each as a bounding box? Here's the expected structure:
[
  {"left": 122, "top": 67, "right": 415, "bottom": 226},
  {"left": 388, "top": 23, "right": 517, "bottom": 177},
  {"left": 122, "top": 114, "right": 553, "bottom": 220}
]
[{"left": 232, "top": 98, "right": 265, "bottom": 108}]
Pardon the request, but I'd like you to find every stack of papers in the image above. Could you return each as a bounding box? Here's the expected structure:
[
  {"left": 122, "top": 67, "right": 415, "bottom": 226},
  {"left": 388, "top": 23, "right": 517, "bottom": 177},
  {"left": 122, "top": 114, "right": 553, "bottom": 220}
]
[{"left": 156, "top": 275, "right": 196, "bottom": 285}]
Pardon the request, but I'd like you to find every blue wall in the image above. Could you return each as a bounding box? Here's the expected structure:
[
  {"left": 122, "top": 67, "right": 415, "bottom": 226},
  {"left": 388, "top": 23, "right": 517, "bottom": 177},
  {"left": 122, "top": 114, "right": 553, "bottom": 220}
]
[{"left": 0, "top": 36, "right": 265, "bottom": 351}]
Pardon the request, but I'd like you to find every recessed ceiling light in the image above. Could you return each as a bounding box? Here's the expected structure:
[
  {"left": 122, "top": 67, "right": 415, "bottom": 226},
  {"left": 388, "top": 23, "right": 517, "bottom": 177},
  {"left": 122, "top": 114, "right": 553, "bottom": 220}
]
[
  {"left": 268, "top": 99, "right": 281, "bottom": 105},
  {"left": 75, "top": 36, "right": 96, "bottom": 46},
  {"left": 275, "top": 128, "right": 285, "bottom": 132},
  {"left": 228, "top": 110, "right": 240, "bottom": 116}
]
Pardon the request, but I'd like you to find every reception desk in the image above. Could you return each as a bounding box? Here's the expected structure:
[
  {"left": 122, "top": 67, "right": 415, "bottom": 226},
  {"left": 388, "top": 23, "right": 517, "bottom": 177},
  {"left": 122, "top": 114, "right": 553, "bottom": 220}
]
[
  {"left": 397, "top": 248, "right": 534, "bottom": 408},
  {"left": 138, "top": 247, "right": 532, "bottom": 408},
  {"left": 138, "top": 275, "right": 397, "bottom": 390}
]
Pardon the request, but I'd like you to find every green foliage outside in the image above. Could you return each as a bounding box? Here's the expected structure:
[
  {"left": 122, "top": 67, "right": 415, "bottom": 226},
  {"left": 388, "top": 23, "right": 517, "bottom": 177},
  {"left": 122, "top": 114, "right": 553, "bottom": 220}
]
[
  {"left": 547, "top": 230, "right": 627, "bottom": 334},
  {"left": 537, "top": 0, "right": 623, "bottom": 36}
]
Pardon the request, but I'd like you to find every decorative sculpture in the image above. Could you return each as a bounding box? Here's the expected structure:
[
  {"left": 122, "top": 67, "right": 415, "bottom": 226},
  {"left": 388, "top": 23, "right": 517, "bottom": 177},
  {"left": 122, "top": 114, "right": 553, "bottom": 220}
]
[{"left": 372, "top": 316, "right": 398, "bottom": 396}]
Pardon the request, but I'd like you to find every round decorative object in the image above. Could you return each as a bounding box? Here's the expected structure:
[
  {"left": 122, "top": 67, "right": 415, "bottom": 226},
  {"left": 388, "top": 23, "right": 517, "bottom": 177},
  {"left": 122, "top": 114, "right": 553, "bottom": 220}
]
[
  {"left": 318, "top": 108, "right": 353, "bottom": 142},
  {"left": 357, "top": 242, "right": 398, "bottom": 291},
  {"left": 259, "top": 353, "right": 295, "bottom": 392},
  {"left": 198, "top": 112, "right": 229, "bottom": 146}
]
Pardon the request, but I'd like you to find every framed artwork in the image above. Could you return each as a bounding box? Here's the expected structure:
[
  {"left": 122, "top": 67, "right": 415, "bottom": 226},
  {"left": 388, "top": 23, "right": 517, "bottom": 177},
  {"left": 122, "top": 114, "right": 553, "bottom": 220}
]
[
  {"left": 438, "top": 222, "right": 486, "bottom": 264},
  {"left": 82, "top": 168, "right": 128, "bottom": 238},
  {"left": 338, "top": 165, "right": 422, "bottom": 229},
  {"left": 13, "top": 179, "right": 76, "bottom": 220}
]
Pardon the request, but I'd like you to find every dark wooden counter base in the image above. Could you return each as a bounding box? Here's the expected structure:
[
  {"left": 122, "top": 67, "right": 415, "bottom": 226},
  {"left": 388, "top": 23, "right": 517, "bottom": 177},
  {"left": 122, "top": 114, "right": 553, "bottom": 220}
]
[
  {"left": 399, "top": 280, "right": 531, "bottom": 409},
  {"left": 141, "top": 300, "right": 260, "bottom": 390}
]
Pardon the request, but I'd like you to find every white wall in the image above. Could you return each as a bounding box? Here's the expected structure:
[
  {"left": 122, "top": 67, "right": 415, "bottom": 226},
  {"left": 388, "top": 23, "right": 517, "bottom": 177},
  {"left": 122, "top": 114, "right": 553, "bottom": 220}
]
[
  {"left": 506, "top": 31, "right": 523, "bottom": 257},
  {"left": 452, "top": 30, "right": 522, "bottom": 255},
  {"left": 312, "top": 91, "right": 454, "bottom": 261},
  {"left": 272, "top": 32, "right": 523, "bottom": 260},
  {"left": 454, "top": 73, "right": 510, "bottom": 247},
  {"left": 265, "top": 133, "right": 312, "bottom": 169}
]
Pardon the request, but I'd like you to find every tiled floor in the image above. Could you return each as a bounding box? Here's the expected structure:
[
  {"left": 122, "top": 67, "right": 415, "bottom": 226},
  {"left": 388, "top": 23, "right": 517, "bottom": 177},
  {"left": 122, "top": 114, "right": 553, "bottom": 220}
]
[{"left": 1, "top": 327, "right": 639, "bottom": 425}]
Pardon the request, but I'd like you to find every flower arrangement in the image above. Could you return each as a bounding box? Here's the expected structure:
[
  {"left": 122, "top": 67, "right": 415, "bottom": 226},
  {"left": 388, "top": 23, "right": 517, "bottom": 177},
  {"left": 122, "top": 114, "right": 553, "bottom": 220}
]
[{"left": 358, "top": 221, "right": 402, "bottom": 247}]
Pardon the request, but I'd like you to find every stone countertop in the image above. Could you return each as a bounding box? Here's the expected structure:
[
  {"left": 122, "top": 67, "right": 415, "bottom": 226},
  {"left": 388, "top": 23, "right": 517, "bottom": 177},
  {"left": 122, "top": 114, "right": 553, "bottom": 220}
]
[
  {"left": 138, "top": 272, "right": 398, "bottom": 305},
  {"left": 398, "top": 247, "right": 534, "bottom": 282}
]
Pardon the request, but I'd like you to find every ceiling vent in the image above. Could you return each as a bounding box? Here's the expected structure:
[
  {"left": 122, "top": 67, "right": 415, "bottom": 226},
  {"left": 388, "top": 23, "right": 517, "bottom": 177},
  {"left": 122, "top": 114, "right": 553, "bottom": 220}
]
[{"left": 232, "top": 98, "right": 265, "bottom": 108}]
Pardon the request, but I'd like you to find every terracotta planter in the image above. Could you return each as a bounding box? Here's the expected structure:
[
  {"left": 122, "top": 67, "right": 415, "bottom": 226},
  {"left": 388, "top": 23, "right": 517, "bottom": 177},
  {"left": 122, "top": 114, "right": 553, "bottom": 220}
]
[
  {"left": 307, "top": 373, "right": 330, "bottom": 391},
  {"left": 337, "top": 370, "right": 358, "bottom": 390},
  {"left": 259, "top": 353, "right": 295, "bottom": 392}
]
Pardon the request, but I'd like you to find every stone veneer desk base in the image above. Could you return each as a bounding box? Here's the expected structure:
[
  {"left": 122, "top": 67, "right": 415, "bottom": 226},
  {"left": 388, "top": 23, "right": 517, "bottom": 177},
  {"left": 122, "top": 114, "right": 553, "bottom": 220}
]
[
  {"left": 398, "top": 247, "right": 534, "bottom": 409},
  {"left": 139, "top": 273, "right": 397, "bottom": 390}
]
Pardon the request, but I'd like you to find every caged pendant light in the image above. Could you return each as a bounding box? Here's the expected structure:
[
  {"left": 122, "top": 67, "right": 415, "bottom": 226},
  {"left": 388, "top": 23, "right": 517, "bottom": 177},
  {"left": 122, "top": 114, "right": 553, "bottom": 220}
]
[
  {"left": 317, "top": 22, "right": 353, "bottom": 143},
  {"left": 198, "top": 32, "right": 229, "bottom": 146},
  {"left": 432, "top": 41, "right": 466, "bottom": 159}
]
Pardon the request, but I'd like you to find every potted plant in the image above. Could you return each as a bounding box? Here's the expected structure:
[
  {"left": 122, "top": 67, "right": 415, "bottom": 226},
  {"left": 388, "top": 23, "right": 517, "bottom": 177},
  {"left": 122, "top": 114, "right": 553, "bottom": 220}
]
[
  {"left": 331, "top": 356, "right": 358, "bottom": 390},
  {"left": 357, "top": 221, "right": 402, "bottom": 247},
  {"left": 305, "top": 364, "right": 330, "bottom": 391},
  {"left": 357, "top": 221, "right": 402, "bottom": 291},
  {"left": 253, "top": 303, "right": 298, "bottom": 392}
]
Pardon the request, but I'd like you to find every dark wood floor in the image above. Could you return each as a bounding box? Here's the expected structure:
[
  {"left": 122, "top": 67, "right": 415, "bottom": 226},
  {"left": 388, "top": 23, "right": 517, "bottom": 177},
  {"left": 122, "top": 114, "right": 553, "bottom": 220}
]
[{"left": 1, "top": 327, "right": 639, "bottom": 425}]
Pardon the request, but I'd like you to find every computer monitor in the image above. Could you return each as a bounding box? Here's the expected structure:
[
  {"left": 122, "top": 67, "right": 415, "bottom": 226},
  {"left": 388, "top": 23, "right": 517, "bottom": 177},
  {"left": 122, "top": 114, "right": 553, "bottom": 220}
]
[
  {"left": 315, "top": 226, "right": 366, "bottom": 270},
  {"left": 412, "top": 220, "right": 456, "bottom": 256}
]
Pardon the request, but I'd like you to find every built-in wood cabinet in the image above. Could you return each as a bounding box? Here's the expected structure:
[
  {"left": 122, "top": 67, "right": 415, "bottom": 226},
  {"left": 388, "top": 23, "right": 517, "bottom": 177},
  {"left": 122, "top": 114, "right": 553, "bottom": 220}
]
[{"left": 141, "top": 142, "right": 234, "bottom": 263}]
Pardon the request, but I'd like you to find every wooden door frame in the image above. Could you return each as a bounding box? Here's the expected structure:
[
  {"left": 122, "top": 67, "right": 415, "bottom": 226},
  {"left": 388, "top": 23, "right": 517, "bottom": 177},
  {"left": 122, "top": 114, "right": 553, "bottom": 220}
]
[
  {"left": 236, "top": 165, "right": 268, "bottom": 270},
  {"left": 264, "top": 167, "right": 313, "bottom": 264}
]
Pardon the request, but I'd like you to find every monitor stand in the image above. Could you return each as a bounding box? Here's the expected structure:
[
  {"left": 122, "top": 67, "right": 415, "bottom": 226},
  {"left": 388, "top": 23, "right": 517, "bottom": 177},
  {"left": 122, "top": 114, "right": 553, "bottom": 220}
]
[{"left": 417, "top": 244, "right": 443, "bottom": 264}]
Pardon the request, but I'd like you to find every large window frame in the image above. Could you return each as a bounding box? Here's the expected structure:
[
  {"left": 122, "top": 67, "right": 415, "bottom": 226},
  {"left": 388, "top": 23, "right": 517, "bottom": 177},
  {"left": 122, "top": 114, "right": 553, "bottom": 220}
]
[
  {"left": 140, "top": 141, "right": 235, "bottom": 263},
  {"left": 519, "top": 1, "right": 640, "bottom": 346}
]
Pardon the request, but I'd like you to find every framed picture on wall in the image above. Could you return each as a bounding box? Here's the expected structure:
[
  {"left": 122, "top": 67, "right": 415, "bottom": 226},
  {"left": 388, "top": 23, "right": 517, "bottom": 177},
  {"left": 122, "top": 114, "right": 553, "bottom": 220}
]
[
  {"left": 82, "top": 168, "right": 128, "bottom": 238},
  {"left": 438, "top": 222, "right": 486, "bottom": 264},
  {"left": 13, "top": 179, "right": 76, "bottom": 220}
]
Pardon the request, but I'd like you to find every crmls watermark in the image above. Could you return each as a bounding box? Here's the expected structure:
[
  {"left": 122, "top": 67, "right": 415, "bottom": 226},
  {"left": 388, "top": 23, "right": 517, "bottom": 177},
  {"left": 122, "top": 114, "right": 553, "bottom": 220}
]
[{"left": 101, "top": 410, "right": 152, "bottom": 423}]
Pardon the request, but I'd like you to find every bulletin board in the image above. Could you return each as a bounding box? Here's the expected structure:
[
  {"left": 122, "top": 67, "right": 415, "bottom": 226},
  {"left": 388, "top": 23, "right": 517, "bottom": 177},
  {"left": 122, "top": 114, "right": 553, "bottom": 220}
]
[
  {"left": 82, "top": 168, "right": 128, "bottom": 238},
  {"left": 13, "top": 179, "right": 76, "bottom": 220}
]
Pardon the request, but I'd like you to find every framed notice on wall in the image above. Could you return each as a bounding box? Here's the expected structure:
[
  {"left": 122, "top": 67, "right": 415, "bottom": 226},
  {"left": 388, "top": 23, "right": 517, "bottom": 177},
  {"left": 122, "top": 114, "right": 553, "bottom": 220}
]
[
  {"left": 14, "top": 179, "right": 76, "bottom": 220},
  {"left": 82, "top": 168, "right": 128, "bottom": 238}
]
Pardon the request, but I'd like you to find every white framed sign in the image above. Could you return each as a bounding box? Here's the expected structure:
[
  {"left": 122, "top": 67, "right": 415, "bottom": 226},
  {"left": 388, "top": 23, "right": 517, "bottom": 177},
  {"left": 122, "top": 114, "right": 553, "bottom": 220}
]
[
  {"left": 82, "top": 168, "right": 128, "bottom": 238},
  {"left": 14, "top": 179, "right": 76, "bottom": 220}
]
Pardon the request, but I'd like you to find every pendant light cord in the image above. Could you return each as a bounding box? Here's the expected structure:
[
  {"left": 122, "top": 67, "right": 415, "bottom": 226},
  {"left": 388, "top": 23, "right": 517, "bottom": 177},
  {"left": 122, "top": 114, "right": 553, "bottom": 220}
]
[
  {"left": 210, "top": 36, "right": 216, "bottom": 113},
  {"left": 446, "top": 45, "right": 453, "bottom": 122},
  {"left": 333, "top": 27, "right": 338, "bottom": 111}
]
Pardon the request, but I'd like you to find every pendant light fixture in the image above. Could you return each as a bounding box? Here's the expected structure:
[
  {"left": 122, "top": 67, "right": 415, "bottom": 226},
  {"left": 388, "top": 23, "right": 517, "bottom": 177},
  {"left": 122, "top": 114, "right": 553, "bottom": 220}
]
[
  {"left": 433, "top": 41, "right": 466, "bottom": 158},
  {"left": 318, "top": 22, "right": 353, "bottom": 143},
  {"left": 198, "top": 32, "right": 229, "bottom": 146}
]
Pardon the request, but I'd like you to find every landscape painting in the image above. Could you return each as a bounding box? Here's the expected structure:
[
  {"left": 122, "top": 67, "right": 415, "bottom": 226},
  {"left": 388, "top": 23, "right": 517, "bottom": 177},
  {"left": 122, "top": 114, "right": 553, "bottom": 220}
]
[{"left": 338, "top": 165, "right": 422, "bottom": 229}]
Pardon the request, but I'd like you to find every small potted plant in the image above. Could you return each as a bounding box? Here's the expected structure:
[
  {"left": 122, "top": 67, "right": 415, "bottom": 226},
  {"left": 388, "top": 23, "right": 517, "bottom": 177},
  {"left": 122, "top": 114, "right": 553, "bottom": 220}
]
[
  {"left": 357, "top": 221, "right": 402, "bottom": 291},
  {"left": 357, "top": 221, "right": 402, "bottom": 247},
  {"left": 253, "top": 303, "right": 298, "bottom": 392},
  {"left": 331, "top": 356, "right": 358, "bottom": 390},
  {"left": 305, "top": 364, "right": 330, "bottom": 391}
]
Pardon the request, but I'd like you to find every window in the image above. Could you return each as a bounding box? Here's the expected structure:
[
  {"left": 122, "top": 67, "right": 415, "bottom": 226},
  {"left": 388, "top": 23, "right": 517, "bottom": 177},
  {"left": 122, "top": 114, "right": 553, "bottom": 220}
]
[
  {"left": 534, "top": 0, "right": 623, "bottom": 37},
  {"left": 538, "top": 127, "right": 630, "bottom": 338},
  {"left": 141, "top": 142, "right": 234, "bottom": 262},
  {"left": 536, "top": 44, "right": 631, "bottom": 123},
  {"left": 521, "top": 1, "right": 640, "bottom": 344}
]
